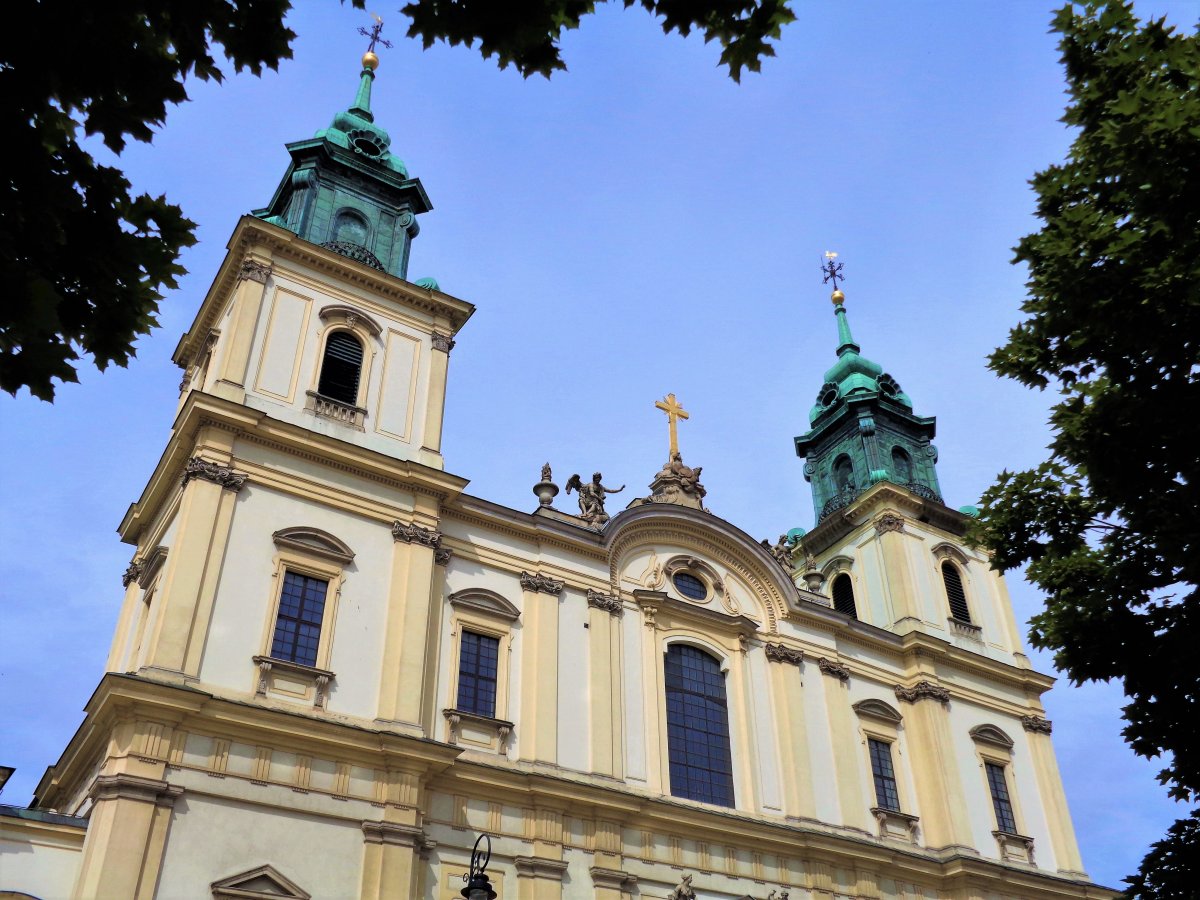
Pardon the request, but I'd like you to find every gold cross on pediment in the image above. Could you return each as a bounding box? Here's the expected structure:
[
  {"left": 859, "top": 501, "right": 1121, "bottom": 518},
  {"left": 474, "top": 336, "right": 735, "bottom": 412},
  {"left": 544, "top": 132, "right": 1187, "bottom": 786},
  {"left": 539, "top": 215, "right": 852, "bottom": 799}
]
[{"left": 655, "top": 392, "right": 689, "bottom": 457}]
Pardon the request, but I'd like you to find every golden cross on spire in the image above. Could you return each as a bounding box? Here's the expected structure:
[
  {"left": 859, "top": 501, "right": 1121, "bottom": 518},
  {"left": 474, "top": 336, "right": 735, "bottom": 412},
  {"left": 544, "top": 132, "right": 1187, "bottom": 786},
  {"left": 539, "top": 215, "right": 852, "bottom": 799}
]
[{"left": 655, "top": 392, "right": 690, "bottom": 457}]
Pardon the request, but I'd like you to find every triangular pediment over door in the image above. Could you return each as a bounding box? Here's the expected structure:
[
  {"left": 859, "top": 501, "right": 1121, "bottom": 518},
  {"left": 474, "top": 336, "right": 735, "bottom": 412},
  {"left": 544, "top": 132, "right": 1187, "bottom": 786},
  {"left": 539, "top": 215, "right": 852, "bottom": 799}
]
[{"left": 210, "top": 864, "right": 311, "bottom": 900}]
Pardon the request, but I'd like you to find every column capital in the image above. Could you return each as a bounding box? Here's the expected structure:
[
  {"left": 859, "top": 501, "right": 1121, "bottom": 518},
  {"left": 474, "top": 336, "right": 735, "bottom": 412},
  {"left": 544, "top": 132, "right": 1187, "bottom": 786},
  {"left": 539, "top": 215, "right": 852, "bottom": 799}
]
[
  {"left": 238, "top": 259, "right": 273, "bottom": 283},
  {"left": 817, "top": 656, "right": 850, "bottom": 681},
  {"left": 361, "top": 821, "right": 425, "bottom": 847},
  {"left": 586, "top": 589, "right": 623, "bottom": 615},
  {"left": 391, "top": 520, "right": 442, "bottom": 548},
  {"left": 181, "top": 457, "right": 247, "bottom": 491},
  {"left": 894, "top": 680, "right": 951, "bottom": 704},
  {"left": 521, "top": 571, "right": 564, "bottom": 595},
  {"left": 431, "top": 331, "right": 456, "bottom": 353},
  {"left": 1021, "top": 714, "right": 1053, "bottom": 734},
  {"left": 874, "top": 512, "right": 906, "bottom": 534},
  {"left": 764, "top": 642, "right": 804, "bottom": 666},
  {"left": 89, "top": 773, "right": 184, "bottom": 808},
  {"left": 590, "top": 866, "right": 638, "bottom": 891},
  {"left": 514, "top": 857, "right": 569, "bottom": 881}
]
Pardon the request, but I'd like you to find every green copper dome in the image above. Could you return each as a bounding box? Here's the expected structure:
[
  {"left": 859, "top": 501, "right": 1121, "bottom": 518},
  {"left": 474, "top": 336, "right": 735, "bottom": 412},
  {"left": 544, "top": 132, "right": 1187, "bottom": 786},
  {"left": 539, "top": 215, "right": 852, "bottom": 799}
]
[
  {"left": 252, "top": 56, "right": 431, "bottom": 280},
  {"left": 795, "top": 289, "right": 942, "bottom": 522}
]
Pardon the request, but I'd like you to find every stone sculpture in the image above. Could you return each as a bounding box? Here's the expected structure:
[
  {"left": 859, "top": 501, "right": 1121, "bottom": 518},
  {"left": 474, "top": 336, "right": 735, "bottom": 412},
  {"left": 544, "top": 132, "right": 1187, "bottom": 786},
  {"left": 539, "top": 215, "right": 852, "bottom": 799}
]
[
  {"left": 667, "top": 874, "right": 697, "bottom": 900},
  {"left": 565, "top": 472, "right": 625, "bottom": 526}
]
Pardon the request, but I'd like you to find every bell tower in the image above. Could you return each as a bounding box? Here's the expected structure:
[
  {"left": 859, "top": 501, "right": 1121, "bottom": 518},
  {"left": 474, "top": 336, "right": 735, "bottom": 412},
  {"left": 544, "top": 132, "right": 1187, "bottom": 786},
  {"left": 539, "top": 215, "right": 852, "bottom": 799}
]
[{"left": 794, "top": 269, "right": 942, "bottom": 522}]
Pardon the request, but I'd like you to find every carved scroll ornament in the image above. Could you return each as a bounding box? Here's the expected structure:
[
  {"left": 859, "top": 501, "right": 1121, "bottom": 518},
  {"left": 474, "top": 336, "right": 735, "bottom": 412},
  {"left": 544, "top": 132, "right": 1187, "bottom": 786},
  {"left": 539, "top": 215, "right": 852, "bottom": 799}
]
[
  {"left": 894, "top": 681, "right": 951, "bottom": 704},
  {"left": 521, "top": 572, "right": 564, "bottom": 595},
  {"left": 587, "top": 589, "right": 623, "bottom": 616},
  {"left": 391, "top": 521, "right": 443, "bottom": 549},
  {"left": 181, "top": 457, "right": 247, "bottom": 491},
  {"left": 764, "top": 643, "right": 804, "bottom": 666},
  {"left": 1021, "top": 714, "right": 1053, "bottom": 734}
]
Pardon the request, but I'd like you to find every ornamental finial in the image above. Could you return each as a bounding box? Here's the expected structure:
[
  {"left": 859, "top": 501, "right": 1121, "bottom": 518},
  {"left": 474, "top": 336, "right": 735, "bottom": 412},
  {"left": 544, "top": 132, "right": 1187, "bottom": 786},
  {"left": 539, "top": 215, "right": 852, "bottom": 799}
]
[
  {"left": 822, "top": 251, "right": 845, "bottom": 305},
  {"left": 358, "top": 13, "right": 393, "bottom": 70}
]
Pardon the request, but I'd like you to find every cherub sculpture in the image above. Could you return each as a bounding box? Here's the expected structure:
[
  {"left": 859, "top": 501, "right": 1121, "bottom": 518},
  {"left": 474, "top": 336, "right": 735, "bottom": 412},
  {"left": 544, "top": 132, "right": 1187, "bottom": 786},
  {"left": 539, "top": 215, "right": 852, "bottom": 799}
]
[{"left": 565, "top": 472, "right": 625, "bottom": 526}]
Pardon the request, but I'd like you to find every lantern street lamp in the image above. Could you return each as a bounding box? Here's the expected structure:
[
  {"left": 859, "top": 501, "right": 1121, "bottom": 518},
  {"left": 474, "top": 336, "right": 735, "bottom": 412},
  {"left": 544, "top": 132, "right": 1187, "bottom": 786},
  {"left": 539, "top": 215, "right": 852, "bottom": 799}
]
[{"left": 460, "top": 833, "right": 496, "bottom": 899}]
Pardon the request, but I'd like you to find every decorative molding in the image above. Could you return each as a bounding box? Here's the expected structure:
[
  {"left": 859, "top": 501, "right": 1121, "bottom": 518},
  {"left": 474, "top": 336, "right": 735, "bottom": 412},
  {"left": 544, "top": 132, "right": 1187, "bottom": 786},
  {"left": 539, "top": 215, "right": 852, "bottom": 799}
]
[
  {"left": 272, "top": 527, "right": 355, "bottom": 566},
  {"left": 431, "top": 331, "right": 456, "bottom": 353},
  {"left": 894, "top": 681, "right": 951, "bottom": 705},
  {"left": 181, "top": 457, "right": 248, "bottom": 491},
  {"left": 947, "top": 617, "right": 983, "bottom": 639},
  {"left": 89, "top": 773, "right": 183, "bottom": 808},
  {"left": 305, "top": 391, "right": 368, "bottom": 429},
  {"left": 969, "top": 724, "right": 1015, "bottom": 749},
  {"left": 318, "top": 304, "right": 383, "bottom": 337},
  {"left": 434, "top": 546, "right": 453, "bottom": 567},
  {"left": 590, "top": 867, "right": 638, "bottom": 891},
  {"left": 361, "top": 821, "right": 424, "bottom": 848},
  {"left": 764, "top": 642, "right": 804, "bottom": 666},
  {"left": 391, "top": 520, "right": 442, "bottom": 549},
  {"left": 122, "top": 559, "right": 144, "bottom": 588},
  {"left": 872, "top": 807, "right": 920, "bottom": 844},
  {"left": 586, "top": 589, "right": 623, "bottom": 616},
  {"left": 443, "top": 709, "right": 513, "bottom": 756},
  {"left": 514, "top": 857, "right": 570, "bottom": 881},
  {"left": 253, "top": 656, "right": 334, "bottom": 709},
  {"left": 1021, "top": 714, "right": 1053, "bottom": 734},
  {"left": 993, "top": 830, "right": 1036, "bottom": 865},
  {"left": 873, "top": 513, "right": 906, "bottom": 534},
  {"left": 133, "top": 546, "right": 169, "bottom": 590},
  {"left": 448, "top": 588, "right": 521, "bottom": 622},
  {"left": 521, "top": 571, "right": 564, "bottom": 595},
  {"left": 817, "top": 657, "right": 850, "bottom": 681},
  {"left": 853, "top": 698, "right": 903, "bottom": 723},
  {"left": 238, "top": 259, "right": 272, "bottom": 284},
  {"left": 212, "top": 863, "right": 311, "bottom": 900}
]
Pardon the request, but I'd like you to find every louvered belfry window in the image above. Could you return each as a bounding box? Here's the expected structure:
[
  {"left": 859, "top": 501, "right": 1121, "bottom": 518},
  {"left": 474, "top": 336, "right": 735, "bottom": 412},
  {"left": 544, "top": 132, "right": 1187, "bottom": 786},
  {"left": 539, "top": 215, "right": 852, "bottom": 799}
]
[
  {"left": 832, "top": 573, "right": 858, "bottom": 619},
  {"left": 665, "top": 644, "right": 735, "bottom": 808},
  {"left": 942, "top": 561, "right": 971, "bottom": 622},
  {"left": 318, "top": 331, "right": 364, "bottom": 405}
]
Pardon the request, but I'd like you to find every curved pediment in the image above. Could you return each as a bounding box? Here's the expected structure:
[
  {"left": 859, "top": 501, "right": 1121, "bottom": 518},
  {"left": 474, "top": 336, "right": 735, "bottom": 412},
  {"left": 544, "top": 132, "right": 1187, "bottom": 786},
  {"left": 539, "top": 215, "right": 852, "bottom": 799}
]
[
  {"left": 448, "top": 588, "right": 521, "bottom": 622},
  {"left": 969, "top": 724, "right": 1015, "bottom": 749},
  {"left": 604, "top": 503, "right": 796, "bottom": 633},
  {"left": 853, "top": 698, "right": 903, "bottom": 723},
  {"left": 272, "top": 526, "right": 355, "bottom": 565}
]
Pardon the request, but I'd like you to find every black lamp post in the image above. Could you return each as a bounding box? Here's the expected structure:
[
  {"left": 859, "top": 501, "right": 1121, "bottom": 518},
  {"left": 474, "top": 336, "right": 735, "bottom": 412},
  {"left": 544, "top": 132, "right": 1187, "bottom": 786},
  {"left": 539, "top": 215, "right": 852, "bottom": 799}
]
[{"left": 460, "top": 833, "right": 496, "bottom": 899}]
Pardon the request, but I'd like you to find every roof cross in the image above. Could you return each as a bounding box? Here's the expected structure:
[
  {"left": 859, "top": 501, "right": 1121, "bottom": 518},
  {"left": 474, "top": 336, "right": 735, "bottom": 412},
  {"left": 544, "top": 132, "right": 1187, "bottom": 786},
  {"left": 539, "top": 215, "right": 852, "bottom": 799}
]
[
  {"left": 358, "top": 14, "right": 394, "bottom": 55},
  {"left": 655, "top": 393, "right": 690, "bottom": 458},
  {"left": 821, "top": 250, "right": 845, "bottom": 291}
]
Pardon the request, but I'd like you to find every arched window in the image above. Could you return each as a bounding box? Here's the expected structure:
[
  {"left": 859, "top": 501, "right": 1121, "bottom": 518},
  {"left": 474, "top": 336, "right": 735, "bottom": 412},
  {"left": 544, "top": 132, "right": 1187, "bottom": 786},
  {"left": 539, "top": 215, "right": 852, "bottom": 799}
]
[
  {"left": 665, "top": 644, "right": 735, "bottom": 807},
  {"left": 833, "top": 455, "right": 855, "bottom": 493},
  {"left": 332, "top": 209, "right": 369, "bottom": 246},
  {"left": 317, "top": 331, "right": 364, "bottom": 405},
  {"left": 891, "top": 446, "right": 913, "bottom": 483},
  {"left": 831, "top": 572, "right": 857, "bottom": 619},
  {"left": 942, "top": 561, "right": 971, "bottom": 622}
]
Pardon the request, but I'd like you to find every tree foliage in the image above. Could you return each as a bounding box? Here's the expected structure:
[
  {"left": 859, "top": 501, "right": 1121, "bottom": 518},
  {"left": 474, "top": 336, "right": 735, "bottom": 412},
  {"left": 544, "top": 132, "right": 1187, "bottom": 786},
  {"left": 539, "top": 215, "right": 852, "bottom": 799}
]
[
  {"left": 973, "top": 3, "right": 1200, "bottom": 895},
  {"left": 2, "top": 1, "right": 792, "bottom": 401}
]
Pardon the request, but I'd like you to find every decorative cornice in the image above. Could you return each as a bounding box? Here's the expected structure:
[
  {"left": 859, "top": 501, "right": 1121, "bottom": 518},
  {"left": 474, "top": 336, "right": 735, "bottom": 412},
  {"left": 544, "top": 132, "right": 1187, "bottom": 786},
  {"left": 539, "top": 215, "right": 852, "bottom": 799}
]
[
  {"left": 514, "top": 856, "right": 570, "bottom": 881},
  {"left": 89, "top": 774, "right": 183, "bottom": 808},
  {"left": 1021, "top": 714, "right": 1053, "bottom": 734},
  {"left": 764, "top": 642, "right": 804, "bottom": 666},
  {"left": 431, "top": 331, "right": 456, "bottom": 353},
  {"left": 587, "top": 589, "right": 623, "bottom": 616},
  {"left": 895, "top": 681, "right": 951, "bottom": 705},
  {"left": 874, "top": 512, "right": 906, "bottom": 535},
  {"left": 590, "top": 867, "right": 638, "bottom": 890},
  {"left": 521, "top": 571, "right": 564, "bottom": 595},
  {"left": 434, "top": 546, "right": 453, "bottom": 566},
  {"left": 122, "top": 560, "right": 144, "bottom": 588},
  {"left": 391, "top": 520, "right": 443, "bottom": 548},
  {"left": 181, "top": 457, "right": 247, "bottom": 491},
  {"left": 817, "top": 657, "right": 850, "bottom": 681},
  {"left": 239, "top": 259, "right": 272, "bottom": 284},
  {"left": 361, "top": 821, "right": 424, "bottom": 847}
]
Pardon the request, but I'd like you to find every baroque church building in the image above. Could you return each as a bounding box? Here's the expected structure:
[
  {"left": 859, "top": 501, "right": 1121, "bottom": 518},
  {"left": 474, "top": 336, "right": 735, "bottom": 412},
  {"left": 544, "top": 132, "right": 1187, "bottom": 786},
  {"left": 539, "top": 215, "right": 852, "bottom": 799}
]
[{"left": 1, "top": 49, "right": 1115, "bottom": 900}]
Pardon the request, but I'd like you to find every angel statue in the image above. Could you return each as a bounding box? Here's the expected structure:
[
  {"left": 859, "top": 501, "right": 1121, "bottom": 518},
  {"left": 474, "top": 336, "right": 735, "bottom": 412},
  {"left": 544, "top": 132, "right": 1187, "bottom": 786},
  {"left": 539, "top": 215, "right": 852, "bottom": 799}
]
[{"left": 565, "top": 472, "right": 625, "bottom": 526}]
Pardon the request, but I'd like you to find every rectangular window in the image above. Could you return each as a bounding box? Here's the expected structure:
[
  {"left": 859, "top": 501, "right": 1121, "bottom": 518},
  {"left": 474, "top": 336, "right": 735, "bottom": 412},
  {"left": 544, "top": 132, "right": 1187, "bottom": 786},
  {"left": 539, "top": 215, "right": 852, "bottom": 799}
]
[
  {"left": 986, "top": 761, "right": 1018, "bottom": 833},
  {"left": 270, "top": 571, "right": 329, "bottom": 668},
  {"left": 456, "top": 631, "right": 500, "bottom": 718},
  {"left": 868, "top": 738, "right": 901, "bottom": 812}
]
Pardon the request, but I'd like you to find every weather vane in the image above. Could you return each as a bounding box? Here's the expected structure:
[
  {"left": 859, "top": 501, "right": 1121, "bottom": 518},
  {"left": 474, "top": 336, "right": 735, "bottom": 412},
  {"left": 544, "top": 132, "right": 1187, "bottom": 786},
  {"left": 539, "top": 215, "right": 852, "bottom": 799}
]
[
  {"left": 358, "top": 14, "right": 393, "bottom": 54},
  {"left": 821, "top": 250, "right": 844, "bottom": 291}
]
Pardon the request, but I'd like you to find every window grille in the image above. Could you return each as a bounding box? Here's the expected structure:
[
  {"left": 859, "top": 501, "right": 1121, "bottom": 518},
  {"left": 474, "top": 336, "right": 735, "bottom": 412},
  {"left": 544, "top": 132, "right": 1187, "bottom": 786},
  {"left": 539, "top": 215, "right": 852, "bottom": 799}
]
[
  {"left": 456, "top": 631, "right": 500, "bottom": 718},
  {"left": 270, "top": 571, "right": 329, "bottom": 668},
  {"left": 942, "top": 562, "right": 971, "bottom": 622},
  {"left": 672, "top": 572, "right": 707, "bottom": 601},
  {"left": 665, "top": 644, "right": 735, "bottom": 808},
  {"left": 317, "top": 332, "right": 364, "bottom": 405},
  {"left": 986, "top": 762, "right": 1018, "bottom": 833},
  {"left": 868, "top": 738, "right": 901, "bottom": 812},
  {"left": 832, "top": 573, "right": 858, "bottom": 619}
]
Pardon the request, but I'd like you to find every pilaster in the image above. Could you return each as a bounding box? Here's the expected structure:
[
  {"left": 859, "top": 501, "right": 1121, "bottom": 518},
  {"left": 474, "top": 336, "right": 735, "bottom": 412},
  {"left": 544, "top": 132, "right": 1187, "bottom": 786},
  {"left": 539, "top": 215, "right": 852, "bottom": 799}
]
[
  {"left": 418, "top": 327, "right": 454, "bottom": 469},
  {"left": 359, "top": 821, "right": 424, "bottom": 899},
  {"left": 766, "top": 646, "right": 815, "bottom": 819},
  {"left": 212, "top": 256, "right": 273, "bottom": 402},
  {"left": 144, "top": 447, "right": 244, "bottom": 679},
  {"left": 1023, "top": 716, "right": 1086, "bottom": 875},
  {"left": 514, "top": 855, "right": 568, "bottom": 900},
  {"left": 872, "top": 513, "right": 920, "bottom": 626},
  {"left": 377, "top": 503, "right": 441, "bottom": 730},
  {"left": 518, "top": 572, "right": 564, "bottom": 764},
  {"left": 71, "top": 774, "right": 183, "bottom": 900},
  {"left": 587, "top": 590, "right": 624, "bottom": 778},
  {"left": 821, "top": 666, "right": 870, "bottom": 832}
]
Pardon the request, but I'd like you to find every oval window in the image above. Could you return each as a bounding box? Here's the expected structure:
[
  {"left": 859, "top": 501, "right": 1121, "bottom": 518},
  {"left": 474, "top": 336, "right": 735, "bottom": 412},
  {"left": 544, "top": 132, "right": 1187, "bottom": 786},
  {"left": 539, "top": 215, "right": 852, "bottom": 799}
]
[{"left": 672, "top": 572, "right": 707, "bottom": 601}]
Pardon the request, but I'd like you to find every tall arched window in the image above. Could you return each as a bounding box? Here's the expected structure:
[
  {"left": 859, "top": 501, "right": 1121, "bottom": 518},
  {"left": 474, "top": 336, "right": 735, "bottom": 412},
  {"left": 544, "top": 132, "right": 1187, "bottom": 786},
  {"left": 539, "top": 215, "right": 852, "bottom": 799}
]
[
  {"left": 942, "top": 561, "right": 971, "bottom": 622},
  {"left": 665, "top": 644, "right": 735, "bottom": 807},
  {"left": 891, "top": 446, "right": 913, "bottom": 483},
  {"left": 317, "top": 331, "right": 364, "bottom": 405},
  {"left": 833, "top": 455, "right": 855, "bottom": 493},
  {"left": 831, "top": 572, "right": 858, "bottom": 619}
]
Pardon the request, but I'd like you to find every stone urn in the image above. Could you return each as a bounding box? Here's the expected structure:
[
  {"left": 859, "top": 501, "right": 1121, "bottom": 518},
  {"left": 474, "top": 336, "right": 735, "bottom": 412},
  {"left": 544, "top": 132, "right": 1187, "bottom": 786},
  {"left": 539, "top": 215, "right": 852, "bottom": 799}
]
[{"left": 533, "top": 480, "right": 559, "bottom": 508}]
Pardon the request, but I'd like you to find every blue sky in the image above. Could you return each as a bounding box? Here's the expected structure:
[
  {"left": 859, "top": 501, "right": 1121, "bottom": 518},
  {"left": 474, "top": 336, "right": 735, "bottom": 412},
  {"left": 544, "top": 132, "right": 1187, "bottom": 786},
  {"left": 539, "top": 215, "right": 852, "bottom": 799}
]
[{"left": 2, "top": 0, "right": 1195, "bottom": 888}]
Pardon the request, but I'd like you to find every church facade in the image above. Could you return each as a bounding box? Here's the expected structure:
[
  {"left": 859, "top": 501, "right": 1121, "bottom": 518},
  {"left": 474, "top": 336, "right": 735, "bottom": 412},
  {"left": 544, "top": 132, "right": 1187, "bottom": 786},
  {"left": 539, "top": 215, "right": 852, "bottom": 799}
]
[{"left": 0, "top": 51, "right": 1115, "bottom": 900}]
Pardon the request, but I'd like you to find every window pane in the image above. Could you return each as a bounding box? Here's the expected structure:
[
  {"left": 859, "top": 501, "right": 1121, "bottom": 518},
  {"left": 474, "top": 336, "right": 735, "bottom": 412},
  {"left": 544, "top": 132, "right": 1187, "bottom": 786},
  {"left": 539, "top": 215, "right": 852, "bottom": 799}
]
[
  {"left": 456, "top": 631, "right": 500, "bottom": 718},
  {"left": 665, "top": 644, "right": 735, "bottom": 808},
  {"left": 868, "top": 738, "right": 901, "bottom": 812},
  {"left": 271, "top": 571, "right": 329, "bottom": 668},
  {"left": 986, "top": 762, "right": 1018, "bottom": 833}
]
